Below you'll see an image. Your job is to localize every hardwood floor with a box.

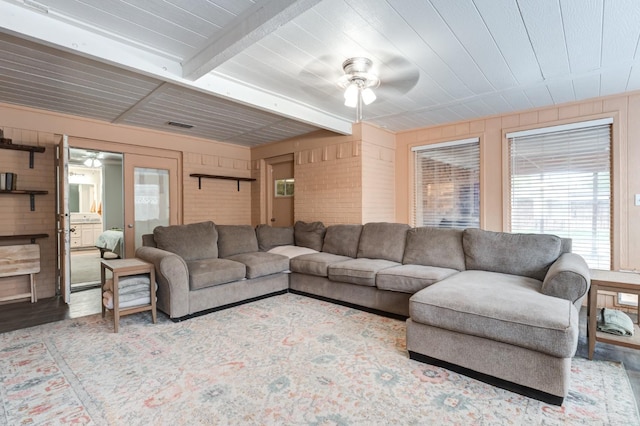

[0,287,102,333]
[1,290,638,409]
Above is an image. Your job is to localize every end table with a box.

[588,269,640,359]
[100,258,157,333]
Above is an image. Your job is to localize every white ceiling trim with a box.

[183,0,322,81]
[0,0,352,135]
[192,72,351,134]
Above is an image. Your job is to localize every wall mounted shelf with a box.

[0,190,49,211]
[0,142,46,168]
[0,234,48,243]
[190,173,256,191]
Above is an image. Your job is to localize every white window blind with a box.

[508,122,611,269]
[413,139,480,228]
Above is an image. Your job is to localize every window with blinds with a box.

[507,119,612,269]
[413,138,480,229]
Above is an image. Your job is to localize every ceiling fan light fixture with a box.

[338,57,380,116]
[344,83,359,107]
[83,158,102,168]
[361,87,376,105]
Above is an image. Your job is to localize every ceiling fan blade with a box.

[298,54,345,89]
[374,54,420,98]
[377,70,420,98]
[298,52,420,103]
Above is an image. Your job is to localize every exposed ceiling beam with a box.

[182,0,321,81]
[0,1,352,135]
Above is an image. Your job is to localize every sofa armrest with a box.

[135,246,190,319]
[541,253,590,306]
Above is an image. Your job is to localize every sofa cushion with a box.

[409,270,579,358]
[376,264,458,294]
[154,221,218,261]
[294,221,326,251]
[226,252,289,279]
[141,234,157,248]
[255,224,294,251]
[403,227,465,271]
[290,252,352,277]
[357,222,411,263]
[463,228,562,281]
[186,258,246,290]
[328,258,400,287]
[267,245,318,259]
[217,225,259,258]
[322,224,363,258]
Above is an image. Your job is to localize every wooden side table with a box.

[588,269,640,359]
[100,258,157,333]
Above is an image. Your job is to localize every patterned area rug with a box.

[1,293,638,425]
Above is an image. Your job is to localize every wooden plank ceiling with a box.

[0,0,639,147]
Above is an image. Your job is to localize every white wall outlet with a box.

[636,194,640,206]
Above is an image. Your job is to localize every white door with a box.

[56,135,71,303]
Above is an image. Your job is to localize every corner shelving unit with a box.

[190,173,256,191]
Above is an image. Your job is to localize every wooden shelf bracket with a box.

[0,142,46,169]
[189,173,256,191]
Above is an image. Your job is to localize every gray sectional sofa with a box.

[135,220,590,405]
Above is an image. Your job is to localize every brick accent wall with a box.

[361,129,396,223]
[294,141,362,225]
[251,124,397,226]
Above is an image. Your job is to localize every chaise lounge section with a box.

[406,229,590,405]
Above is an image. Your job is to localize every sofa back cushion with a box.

[322,224,363,258]
[463,228,562,281]
[217,225,259,258]
[403,227,465,271]
[357,222,410,263]
[141,234,157,248]
[255,224,294,251]
[153,221,218,261]
[294,221,326,251]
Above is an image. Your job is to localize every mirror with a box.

[69,183,97,213]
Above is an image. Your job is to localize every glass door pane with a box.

[134,167,170,252]
[124,153,179,258]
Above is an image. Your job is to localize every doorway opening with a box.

[266,154,294,227]
[68,148,123,292]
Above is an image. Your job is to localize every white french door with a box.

[56,135,71,303]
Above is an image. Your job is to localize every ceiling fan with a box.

[299,52,420,123]
[337,57,380,122]
[71,149,104,167]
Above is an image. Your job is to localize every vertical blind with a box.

[508,120,611,269]
[413,138,480,228]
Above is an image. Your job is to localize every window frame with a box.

[412,137,481,229]
[503,117,613,270]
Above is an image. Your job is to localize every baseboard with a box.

[170,289,288,322]
[288,289,408,321]
[408,351,564,406]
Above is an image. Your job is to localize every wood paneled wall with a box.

[0,127,57,301]
[396,91,640,270]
